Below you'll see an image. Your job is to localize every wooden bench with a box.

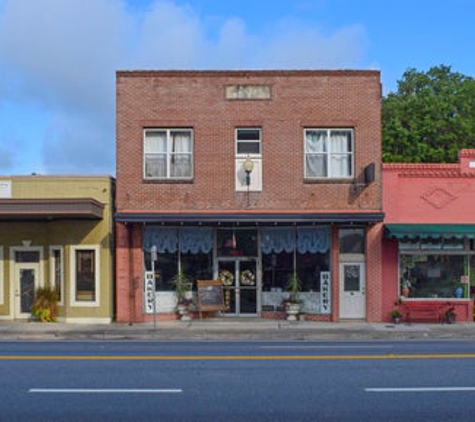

[401,302,445,323]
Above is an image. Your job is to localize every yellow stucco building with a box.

[0,176,114,323]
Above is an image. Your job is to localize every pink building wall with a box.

[382,150,475,322]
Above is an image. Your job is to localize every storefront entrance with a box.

[218,258,258,316]
[339,262,366,319]
[12,248,42,319]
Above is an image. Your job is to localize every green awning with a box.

[385,224,475,240]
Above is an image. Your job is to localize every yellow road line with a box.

[0,354,475,361]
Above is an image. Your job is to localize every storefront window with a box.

[400,254,470,299]
[144,226,213,291]
[217,229,258,257]
[261,228,330,293]
[144,251,177,291]
[296,252,330,292]
[262,252,293,292]
[181,252,212,287]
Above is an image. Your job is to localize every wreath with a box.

[218,270,234,286]
[240,270,255,286]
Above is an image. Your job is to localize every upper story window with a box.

[236,128,261,156]
[304,129,353,179]
[144,129,193,180]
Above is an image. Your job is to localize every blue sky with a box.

[0,0,474,176]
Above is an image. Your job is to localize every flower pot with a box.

[286,303,300,321]
[454,286,463,299]
[402,286,410,298]
[177,305,191,321]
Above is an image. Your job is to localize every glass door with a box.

[14,249,41,319]
[218,258,258,316]
[15,264,40,318]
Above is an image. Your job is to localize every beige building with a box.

[0,176,114,323]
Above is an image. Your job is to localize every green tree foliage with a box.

[382,65,475,163]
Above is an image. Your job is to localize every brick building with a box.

[115,70,384,323]
[383,150,475,322]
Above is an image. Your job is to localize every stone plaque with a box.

[225,85,271,100]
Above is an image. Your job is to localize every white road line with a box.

[260,345,393,349]
[29,388,182,394]
[366,387,475,393]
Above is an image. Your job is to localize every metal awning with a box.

[0,198,104,221]
[116,211,384,226]
[385,224,475,239]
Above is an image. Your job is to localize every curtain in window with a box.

[261,228,295,254]
[171,131,191,177]
[297,227,330,254]
[330,131,351,177]
[145,131,167,178]
[144,227,178,253]
[179,228,213,254]
[305,130,326,177]
[144,227,212,254]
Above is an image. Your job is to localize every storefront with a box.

[116,215,381,322]
[386,225,475,301]
[382,151,475,322]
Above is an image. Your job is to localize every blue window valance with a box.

[297,227,330,254]
[261,228,295,254]
[179,227,213,254]
[261,227,330,254]
[144,227,212,254]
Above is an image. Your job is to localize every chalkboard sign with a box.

[197,280,224,318]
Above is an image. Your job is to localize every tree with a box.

[382,65,475,163]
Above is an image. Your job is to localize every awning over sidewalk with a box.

[0,198,104,221]
[385,224,475,239]
[116,210,385,226]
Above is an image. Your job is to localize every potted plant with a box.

[445,306,457,324]
[30,285,59,322]
[389,308,402,324]
[285,272,301,321]
[170,268,193,321]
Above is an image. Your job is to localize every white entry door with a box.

[339,262,366,319]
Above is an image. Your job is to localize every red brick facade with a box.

[115,70,384,323]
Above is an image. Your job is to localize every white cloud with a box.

[0,0,369,175]
[259,20,367,69]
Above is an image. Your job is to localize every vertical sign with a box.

[144,271,155,313]
[320,271,331,314]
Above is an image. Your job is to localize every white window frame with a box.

[304,128,354,179]
[50,246,64,306]
[143,128,193,180]
[70,245,100,307]
[235,128,262,157]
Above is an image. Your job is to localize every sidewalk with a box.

[1,319,475,341]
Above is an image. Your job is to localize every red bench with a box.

[401,301,445,323]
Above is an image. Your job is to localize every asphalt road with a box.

[1,340,475,422]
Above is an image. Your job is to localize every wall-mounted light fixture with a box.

[242,157,254,186]
[352,162,376,192]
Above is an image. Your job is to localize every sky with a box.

[0,0,474,176]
